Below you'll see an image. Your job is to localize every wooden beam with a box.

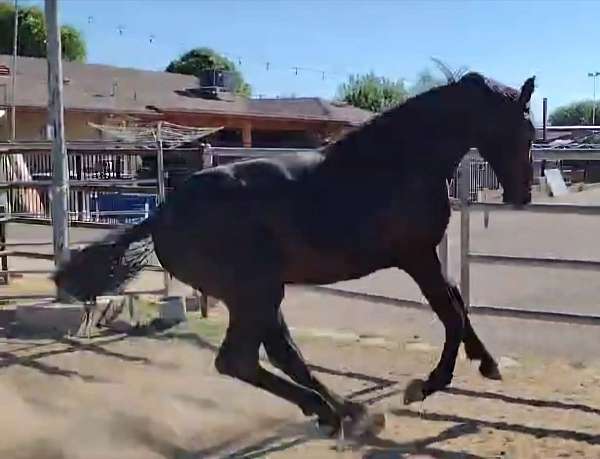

[242,121,252,147]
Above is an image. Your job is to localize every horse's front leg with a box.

[402,248,466,404]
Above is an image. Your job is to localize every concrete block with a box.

[159,296,187,323]
[16,302,84,335]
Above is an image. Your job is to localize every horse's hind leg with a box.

[449,286,501,380]
[214,284,341,432]
[262,309,373,428]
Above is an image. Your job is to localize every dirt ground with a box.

[1,297,599,459]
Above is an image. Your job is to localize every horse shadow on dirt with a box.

[142,330,600,457]
[446,387,600,416]
[390,408,600,446]
[207,399,599,459]
[0,324,150,383]
[95,410,485,459]
[208,420,486,459]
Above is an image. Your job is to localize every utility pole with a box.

[10,0,18,141]
[45,0,70,299]
[588,71,600,126]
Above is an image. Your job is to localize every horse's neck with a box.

[321,87,473,182]
[323,87,474,178]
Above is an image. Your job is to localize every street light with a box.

[588,71,600,126]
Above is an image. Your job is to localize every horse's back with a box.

[191,151,323,192]
[150,152,323,295]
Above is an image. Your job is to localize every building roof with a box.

[0,55,372,126]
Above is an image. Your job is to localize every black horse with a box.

[54,71,535,434]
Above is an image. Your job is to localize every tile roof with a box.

[0,55,372,126]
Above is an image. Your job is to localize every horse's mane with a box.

[322,70,522,163]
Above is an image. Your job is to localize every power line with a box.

[17,3,363,83]
[81,15,362,85]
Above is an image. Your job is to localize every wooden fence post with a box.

[459,149,474,311]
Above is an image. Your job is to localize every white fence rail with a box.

[457,149,600,325]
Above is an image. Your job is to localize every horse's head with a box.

[460,73,536,206]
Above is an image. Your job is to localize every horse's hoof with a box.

[404,379,427,405]
[348,410,386,437]
[315,415,342,438]
[342,400,368,420]
[479,359,502,380]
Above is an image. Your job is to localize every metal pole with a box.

[198,143,215,316]
[542,97,548,142]
[0,216,7,285]
[45,0,70,297]
[10,0,18,141]
[459,149,473,311]
[437,178,449,279]
[589,72,599,126]
[203,142,214,170]
[155,122,170,295]
[593,75,597,126]
[482,187,490,229]
[156,122,166,203]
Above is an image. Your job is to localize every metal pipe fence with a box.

[0,142,216,312]
[0,142,169,297]
[0,145,156,224]
[448,155,500,201]
[2,142,600,325]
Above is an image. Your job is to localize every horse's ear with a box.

[518,76,535,109]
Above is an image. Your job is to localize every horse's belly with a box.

[280,239,394,284]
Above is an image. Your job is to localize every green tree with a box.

[166,47,251,97]
[0,3,86,62]
[549,100,599,126]
[336,72,408,112]
[60,25,87,63]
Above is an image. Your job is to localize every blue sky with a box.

[20,0,600,123]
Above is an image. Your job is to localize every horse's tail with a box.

[52,216,156,302]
